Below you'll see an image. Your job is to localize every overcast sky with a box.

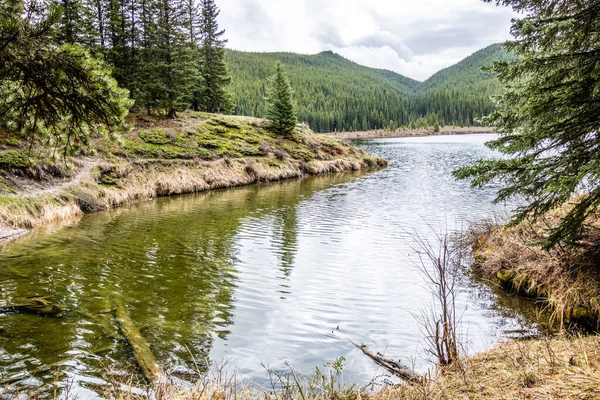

[218,0,518,81]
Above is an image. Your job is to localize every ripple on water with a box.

[0,134,536,397]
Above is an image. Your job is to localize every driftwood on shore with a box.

[112,297,162,382]
[334,331,424,384]
[0,296,64,317]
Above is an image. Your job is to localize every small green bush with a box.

[219,119,242,129]
[99,172,119,186]
[196,135,225,149]
[237,144,263,156]
[211,125,229,134]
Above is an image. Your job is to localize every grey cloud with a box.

[404,11,514,55]
[315,25,345,48]
[404,27,482,55]
[352,31,413,61]
[234,0,276,42]
[370,7,514,56]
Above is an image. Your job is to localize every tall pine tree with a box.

[265,62,297,137]
[184,0,203,111]
[199,0,233,114]
[455,0,600,247]
[144,0,199,118]
[0,0,131,154]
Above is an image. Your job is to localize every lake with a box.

[0,134,535,398]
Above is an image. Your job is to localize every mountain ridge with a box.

[226,43,511,132]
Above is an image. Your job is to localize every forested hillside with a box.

[227,44,512,132]
[2,0,511,140]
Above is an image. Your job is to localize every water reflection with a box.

[0,173,360,393]
[0,135,543,398]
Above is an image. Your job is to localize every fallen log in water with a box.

[333,330,424,384]
[0,297,64,317]
[111,297,162,382]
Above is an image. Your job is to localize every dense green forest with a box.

[227,44,513,132]
[19,0,234,119]
[2,0,512,139]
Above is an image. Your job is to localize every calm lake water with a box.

[0,134,536,398]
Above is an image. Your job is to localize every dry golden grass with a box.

[386,335,600,400]
[0,156,380,231]
[0,196,81,229]
[468,206,600,327]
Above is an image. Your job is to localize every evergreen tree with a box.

[199,0,233,114]
[183,0,203,111]
[455,0,600,247]
[0,0,131,154]
[146,0,199,118]
[265,62,297,137]
[56,0,84,44]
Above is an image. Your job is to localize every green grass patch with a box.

[138,129,172,145]
[4,137,21,147]
[280,143,315,162]
[95,114,375,169]
[0,150,30,168]
[265,158,281,167]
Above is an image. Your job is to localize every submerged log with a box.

[0,297,64,317]
[334,330,424,384]
[112,297,162,382]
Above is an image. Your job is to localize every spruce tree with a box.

[184,0,203,111]
[145,0,199,118]
[199,0,233,114]
[265,62,297,137]
[56,0,84,44]
[455,0,600,247]
[0,0,131,154]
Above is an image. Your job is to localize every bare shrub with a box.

[412,230,464,370]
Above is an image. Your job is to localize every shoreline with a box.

[0,152,386,245]
[325,126,494,140]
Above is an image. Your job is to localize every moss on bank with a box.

[0,113,386,233]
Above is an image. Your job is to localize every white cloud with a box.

[218,0,518,81]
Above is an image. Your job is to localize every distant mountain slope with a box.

[226,44,512,132]
[420,44,512,91]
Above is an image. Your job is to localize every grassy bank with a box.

[466,206,600,328]
[0,113,385,238]
[389,334,600,400]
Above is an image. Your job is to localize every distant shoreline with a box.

[324,126,495,139]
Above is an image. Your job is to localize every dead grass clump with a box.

[383,335,600,400]
[0,196,81,229]
[469,205,600,327]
